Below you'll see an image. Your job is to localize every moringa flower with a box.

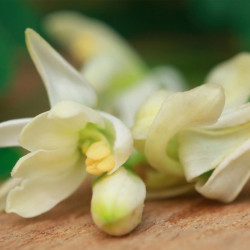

[43,11,187,127]
[179,53,250,202]
[6,100,132,217]
[133,53,250,202]
[91,167,146,236]
[132,84,225,198]
[0,29,133,217]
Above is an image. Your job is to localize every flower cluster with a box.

[0,12,250,236]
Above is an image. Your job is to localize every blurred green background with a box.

[1,0,250,179]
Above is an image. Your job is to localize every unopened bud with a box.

[91,167,146,236]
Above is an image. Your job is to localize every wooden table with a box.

[0,180,249,250]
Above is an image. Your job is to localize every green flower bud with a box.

[91,167,146,236]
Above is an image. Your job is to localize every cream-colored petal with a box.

[146,184,193,199]
[44,12,146,96]
[0,118,31,147]
[195,139,250,202]
[206,53,250,108]
[203,103,250,130]
[0,178,21,212]
[25,28,97,107]
[48,101,104,130]
[179,123,250,181]
[132,90,174,140]
[6,158,86,218]
[114,66,186,128]
[11,148,80,179]
[100,112,133,174]
[19,112,78,151]
[145,84,225,176]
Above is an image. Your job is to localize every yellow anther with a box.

[85,158,95,166]
[84,140,115,175]
[86,165,103,175]
[97,155,116,172]
[86,141,111,161]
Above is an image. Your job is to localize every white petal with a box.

[179,123,250,181]
[0,178,21,212]
[19,112,78,151]
[48,100,105,130]
[145,84,225,176]
[203,103,250,130]
[25,28,97,107]
[11,148,80,179]
[132,90,174,140]
[114,66,186,128]
[195,139,250,202]
[44,12,146,94]
[206,53,250,108]
[0,118,31,147]
[100,112,133,174]
[146,184,193,199]
[6,158,86,218]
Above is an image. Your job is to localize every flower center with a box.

[82,140,115,175]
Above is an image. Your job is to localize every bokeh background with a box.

[1,0,250,179]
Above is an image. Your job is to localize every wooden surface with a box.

[0,180,250,250]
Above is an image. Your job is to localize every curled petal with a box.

[203,103,250,130]
[132,90,174,140]
[115,66,186,128]
[179,123,250,181]
[100,112,133,174]
[0,178,21,212]
[11,148,80,179]
[48,101,105,130]
[195,139,250,202]
[25,28,97,107]
[145,84,225,176]
[6,158,86,218]
[0,118,31,147]
[206,53,250,108]
[19,112,78,151]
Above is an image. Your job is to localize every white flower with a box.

[0,29,133,217]
[91,167,146,236]
[132,84,225,198]
[179,53,250,202]
[133,53,250,202]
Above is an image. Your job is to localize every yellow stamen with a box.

[86,141,111,161]
[97,155,116,172]
[84,140,115,175]
[86,165,103,175]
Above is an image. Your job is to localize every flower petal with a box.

[0,178,21,212]
[145,84,225,176]
[19,112,78,151]
[25,28,97,107]
[195,139,250,202]
[100,112,133,174]
[203,103,250,130]
[179,123,250,181]
[146,184,193,199]
[11,148,80,179]
[0,118,31,147]
[43,12,146,95]
[114,66,186,128]
[206,53,250,108]
[48,100,105,130]
[6,158,86,218]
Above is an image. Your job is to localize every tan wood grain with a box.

[0,180,250,250]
